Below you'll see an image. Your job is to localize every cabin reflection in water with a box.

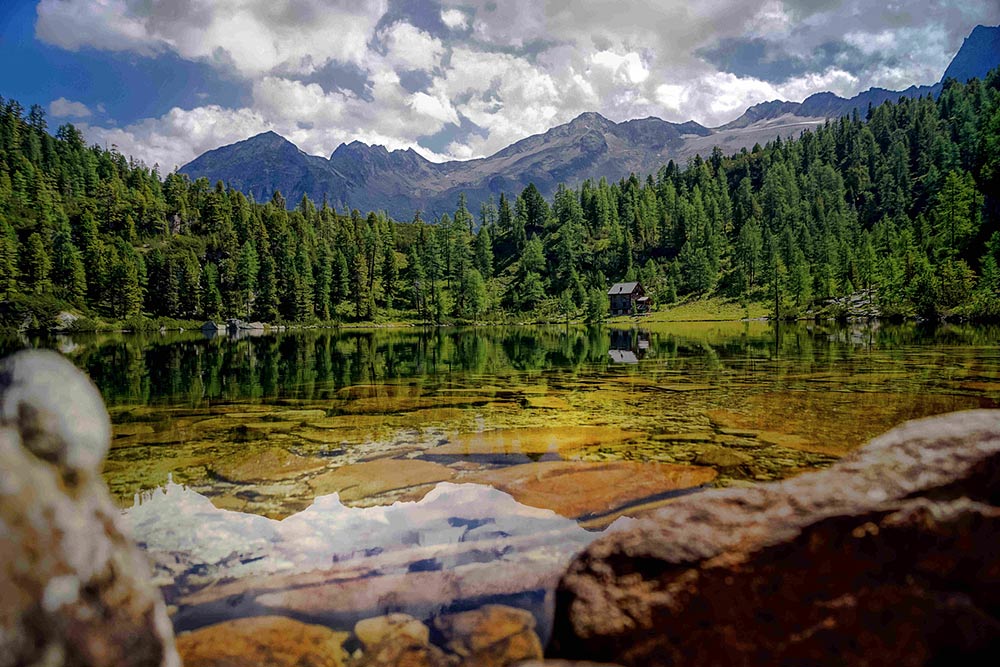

[608,329,650,364]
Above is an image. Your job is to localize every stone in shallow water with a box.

[692,444,753,468]
[354,613,430,650]
[176,615,349,667]
[467,461,717,520]
[308,458,456,504]
[210,446,328,482]
[353,621,450,667]
[430,426,645,457]
[434,604,543,667]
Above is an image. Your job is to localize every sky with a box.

[1,0,997,171]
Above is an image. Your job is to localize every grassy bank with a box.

[609,297,770,324]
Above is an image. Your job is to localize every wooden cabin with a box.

[607,281,649,315]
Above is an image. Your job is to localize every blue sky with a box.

[1,1,997,171]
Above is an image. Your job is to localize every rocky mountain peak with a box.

[943,24,1000,83]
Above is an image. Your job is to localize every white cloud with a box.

[79,105,271,171]
[590,50,650,85]
[49,97,92,118]
[44,0,1000,168]
[379,21,445,72]
[35,0,152,54]
[410,92,459,125]
[440,8,468,30]
[79,68,462,170]
[36,0,388,77]
[252,77,349,126]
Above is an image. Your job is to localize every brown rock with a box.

[691,444,752,468]
[467,460,716,521]
[549,410,1000,666]
[176,615,349,667]
[0,350,178,667]
[435,605,543,667]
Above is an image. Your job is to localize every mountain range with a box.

[180,24,1000,220]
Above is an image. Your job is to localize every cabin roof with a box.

[608,281,640,295]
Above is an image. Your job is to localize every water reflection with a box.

[5,321,999,408]
[5,320,999,510]
[125,478,611,639]
[608,329,650,363]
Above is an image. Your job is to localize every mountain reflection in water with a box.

[124,478,620,639]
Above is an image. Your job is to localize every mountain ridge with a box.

[180,24,999,219]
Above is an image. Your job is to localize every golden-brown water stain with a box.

[465,460,717,522]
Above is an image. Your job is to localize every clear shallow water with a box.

[7,320,1000,637]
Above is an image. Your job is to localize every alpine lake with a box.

[8,320,1000,643]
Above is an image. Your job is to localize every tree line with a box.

[1,69,999,328]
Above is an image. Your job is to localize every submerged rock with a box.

[352,613,450,667]
[0,350,178,667]
[308,458,456,504]
[691,444,752,468]
[549,410,1000,666]
[210,446,328,482]
[354,613,431,650]
[176,615,349,667]
[435,604,544,667]
[467,461,716,522]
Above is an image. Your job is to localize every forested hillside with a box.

[2,70,999,329]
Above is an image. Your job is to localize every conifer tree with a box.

[23,232,51,293]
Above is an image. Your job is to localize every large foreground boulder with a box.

[0,350,178,667]
[549,409,1000,666]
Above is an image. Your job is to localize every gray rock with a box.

[53,312,79,331]
[0,349,178,667]
[0,349,110,475]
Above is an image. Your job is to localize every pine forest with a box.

[2,71,1000,331]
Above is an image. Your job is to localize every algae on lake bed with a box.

[16,321,1000,519]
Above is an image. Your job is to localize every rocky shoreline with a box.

[2,349,998,666]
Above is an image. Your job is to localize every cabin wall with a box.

[610,294,634,314]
